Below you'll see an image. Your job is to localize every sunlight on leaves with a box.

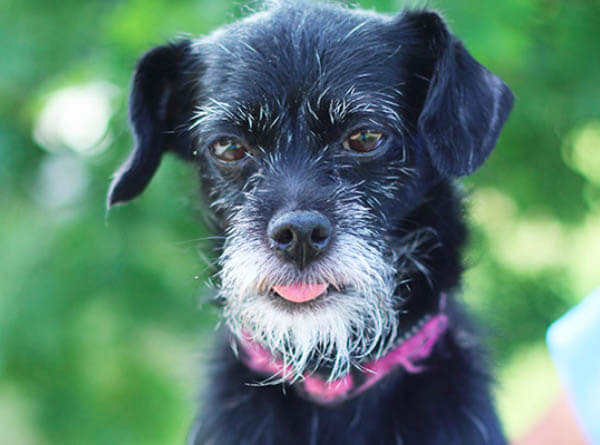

[33,82,119,156]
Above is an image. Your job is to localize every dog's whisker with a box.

[171,235,227,246]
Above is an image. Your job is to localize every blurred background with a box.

[1,0,598,443]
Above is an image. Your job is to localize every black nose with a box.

[268,210,332,268]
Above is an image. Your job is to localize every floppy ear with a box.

[403,11,514,176]
[108,39,200,207]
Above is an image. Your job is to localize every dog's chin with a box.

[223,287,399,382]
[219,222,401,380]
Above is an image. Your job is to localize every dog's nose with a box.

[268,210,332,268]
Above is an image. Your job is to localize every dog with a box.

[107,1,513,443]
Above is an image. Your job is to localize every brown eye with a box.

[210,137,247,162]
[343,130,385,153]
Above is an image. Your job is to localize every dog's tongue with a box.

[272,283,328,303]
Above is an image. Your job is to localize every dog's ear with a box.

[108,39,199,208]
[400,11,514,177]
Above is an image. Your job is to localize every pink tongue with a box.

[272,283,328,303]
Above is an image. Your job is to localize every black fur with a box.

[109,2,513,444]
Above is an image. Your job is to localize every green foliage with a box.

[1,0,599,442]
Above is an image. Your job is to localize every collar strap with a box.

[237,296,449,405]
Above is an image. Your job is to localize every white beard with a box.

[219,206,400,381]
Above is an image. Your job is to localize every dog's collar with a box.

[236,294,449,405]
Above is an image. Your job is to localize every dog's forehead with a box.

[196,4,405,128]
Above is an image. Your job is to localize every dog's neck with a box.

[236,293,449,405]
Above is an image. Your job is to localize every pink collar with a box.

[237,301,449,405]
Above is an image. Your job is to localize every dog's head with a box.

[108,2,513,381]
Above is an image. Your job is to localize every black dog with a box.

[108,1,513,443]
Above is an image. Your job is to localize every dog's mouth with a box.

[271,282,330,303]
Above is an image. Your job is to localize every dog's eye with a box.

[343,130,385,153]
[210,137,247,162]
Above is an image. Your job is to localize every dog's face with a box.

[108,2,513,381]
